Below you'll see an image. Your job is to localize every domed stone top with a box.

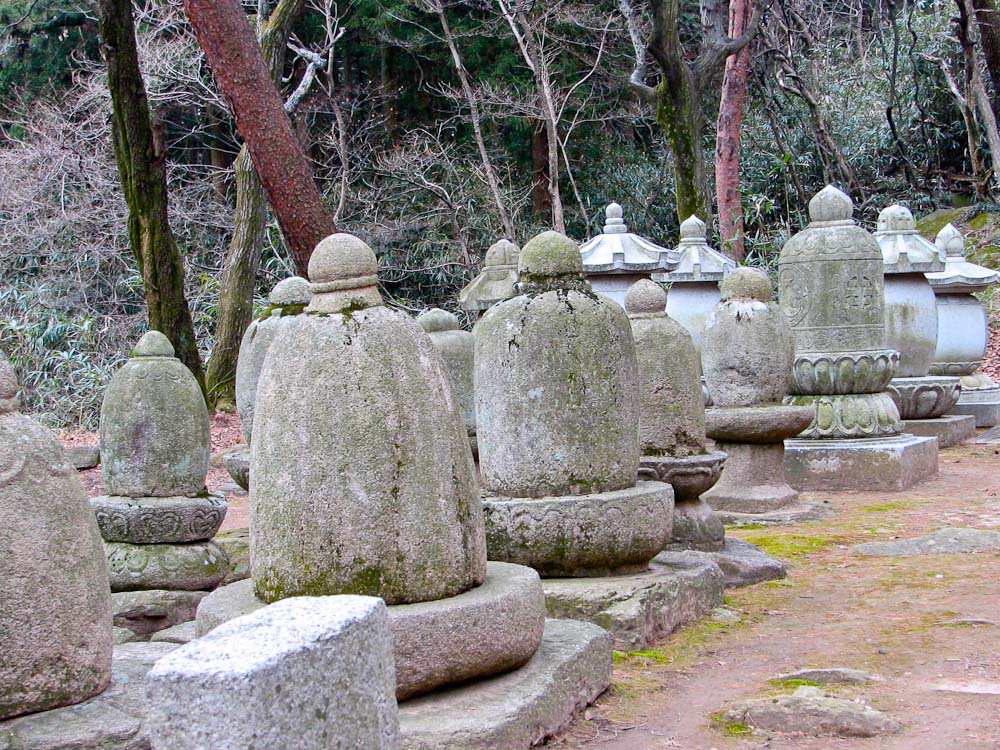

[484,239,519,268]
[416,308,460,333]
[132,331,174,358]
[679,215,706,241]
[808,185,853,224]
[307,233,384,314]
[661,215,735,282]
[625,279,667,315]
[268,276,311,306]
[874,204,945,273]
[927,223,1000,291]
[604,202,626,234]
[877,204,915,233]
[720,267,771,302]
[0,351,19,414]
[936,224,965,257]
[518,231,589,292]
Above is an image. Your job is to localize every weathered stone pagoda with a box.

[875,205,968,447]
[458,238,520,314]
[416,308,476,454]
[0,351,113,720]
[779,186,937,490]
[701,268,814,516]
[579,203,674,306]
[927,223,1000,427]
[195,233,611,748]
[94,331,230,592]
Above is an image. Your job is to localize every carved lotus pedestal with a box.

[638,451,727,552]
[887,376,974,448]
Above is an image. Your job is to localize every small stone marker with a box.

[146,596,398,750]
[776,667,879,684]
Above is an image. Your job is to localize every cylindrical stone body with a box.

[1,412,112,719]
[236,315,304,444]
[929,293,989,375]
[665,281,720,353]
[883,274,938,377]
[251,306,486,605]
[704,441,798,513]
[146,596,398,750]
[100,338,210,498]
[416,312,476,434]
[475,290,640,498]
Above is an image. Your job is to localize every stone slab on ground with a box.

[149,621,197,645]
[776,667,879,684]
[64,444,100,470]
[903,414,976,448]
[950,399,1000,427]
[0,642,178,750]
[541,556,724,650]
[783,434,938,491]
[974,425,1000,444]
[656,538,787,588]
[720,685,901,737]
[716,500,834,527]
[112,589,208,638]
[399,618,611,750]
[850,527,1000,556]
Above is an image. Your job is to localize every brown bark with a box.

[97,0,205,392]
[531,124,552,223]
[182,0,335,276]
[972,0,1000,116]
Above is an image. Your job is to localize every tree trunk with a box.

[183,0,335,276]
[203,0,304,410]
[714,0,752,259]
[97,0,205,392]
[531,124,552,223]
[972,0,1000,116]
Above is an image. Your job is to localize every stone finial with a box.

[133,330,174,358]
[808,185,853,224]
[877,204,915,233]
[0,351,18,414]
[603,203,627,234]
[518,231,588,291]
[307,233,384,314]
[679,215,706,241]
[269,276,311,307]
[484,239,519,268]
[416,308,460,333]
[720,267,772,302]
[625,279,667,315]
[936,223,965,258]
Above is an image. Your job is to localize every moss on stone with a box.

[258,302,307,320]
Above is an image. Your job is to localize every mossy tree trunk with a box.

[97,0,205,393]
[203,0,304,411]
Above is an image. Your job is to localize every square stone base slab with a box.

[716,500,835,528]
[399,619,611,750]
[974,425,1000,444]
[783,434,938,492]
[903,414,976,448]
[541,557,724,650]
[949,399,1000,427]
[656,538,787,588]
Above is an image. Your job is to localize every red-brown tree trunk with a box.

[530,124,552,223]
[714,0,752,260]
[182,0,335,276]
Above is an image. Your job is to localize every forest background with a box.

[2,0,999,428]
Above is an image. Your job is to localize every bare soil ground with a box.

[552,440,1000,750]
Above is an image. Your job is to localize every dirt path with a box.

[554,440,1000,750]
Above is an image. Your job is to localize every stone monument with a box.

[874,205,969,447]
[416,308,476,455]
[0,352,113,719]
[458,239,520,314]
[779,186,937,490]
[94,331,230,592]
[195,233,612,748]
[927,223,1000,427]
[700,268,814,518]
[227,276,312,489]
[579,202,674,306]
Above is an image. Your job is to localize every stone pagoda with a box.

[579,202,674,306]
[458,238,520,315]
[701,268,814,518]
[927,223,1000,427]
[625,278,727,551]
[875,205,968,447]
[416,308,477,456]
[657,215,737,353]
[0,351,113,720]
[227,276,312,490]
[779,186,937,490]
[94,331,230,592]
[195,233,611,747]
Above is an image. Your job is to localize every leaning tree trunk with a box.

[97,0,205,393]
[203,0,304,410]
[183,0,335,276]
[972,0,1000,117]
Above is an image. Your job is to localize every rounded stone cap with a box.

[484,239,519,267]
[416,307,460,332]
[268,276,311,306]
[307,233,384,313]
[133,331,175,358]
[625,279,666,315]
[0,351,19,414]
[877,204,915,233]
[808,185,853,223]
[680,215,706,240]
[936,223,965,258]
[518,231,584,279]
[720,267,772,301]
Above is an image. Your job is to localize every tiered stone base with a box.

[541,555,724,649]
[482,481,675,576]
[656,538,787,588]
[951,389,1000,427]
[196,562,548,700]
[783,434,938,491]
[902,414,976,448]
[105,540,230,592]
[398,619,611,750]
[702,442,800,514]
[639,452,727,552]
[886,376,961,420]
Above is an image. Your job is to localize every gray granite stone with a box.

[221,448,249,491]
[887,376,961,419]
[784,434,938,491]
[950,398,1000,427]
[657,538,786,587]
[777,667,879,685]
[213,528,249,585]
[148,621,197,645]
[91,494,226,544]
[65,445,100,470]
[850,527,1000,556]
[106,541,229,592]
[146,596,398,750]
[112,589,208,637]
[703,442,801,514]
[903,414,976,448]
[417,308,476,435]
